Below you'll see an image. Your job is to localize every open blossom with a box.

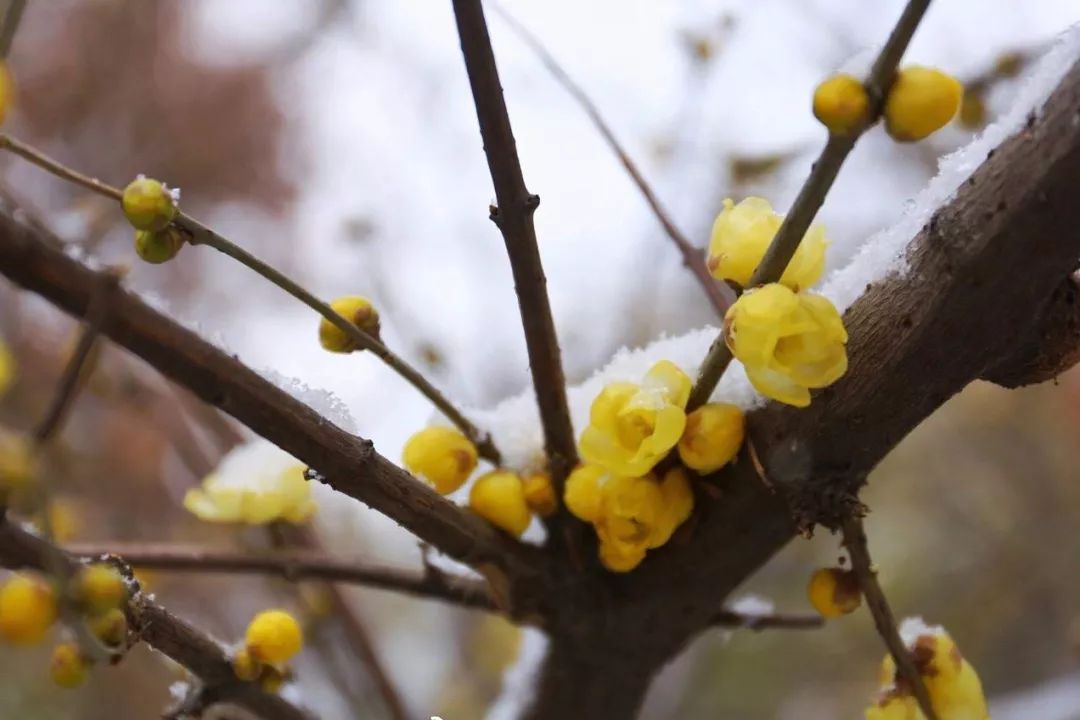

[725,284,848,408]
[566,464,694,572]
[707,197,828,292]
[183,440,315,525]
[867,620,988,720]
[578,360,691,477]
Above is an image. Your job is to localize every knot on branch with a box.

[982,271,1080,388]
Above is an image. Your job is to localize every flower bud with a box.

[678,403,745,473]
[0,573,57,645]
[884,66,963,142]
[245,609,303,667]
[807,567,861,618]
[402,426,478,495]
[122,176,178,231]
[469,470,531,537]
[87,607,128,648]
[813,74,870,135]
[134,227,185,264]
[0,62,13,126]
[522,472,557,517]
[72,563,127,616]
[318,296,380,353]
[232,647,262,682]
[50,642,91,689]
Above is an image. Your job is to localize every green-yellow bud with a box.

[134,227,185,264]
[122,176,178,231]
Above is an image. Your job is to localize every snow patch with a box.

[487,629,549,720]
[259,367,358,433]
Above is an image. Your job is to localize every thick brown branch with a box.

[687,0,933,410]
[491,3,731,318]
[842,517,937,720]
[451,0,577,488]
[0,520,310,720]
[621,57,1080,658]
[981,271,1080,387]
[66,543,498,612]
[0,203,548,605]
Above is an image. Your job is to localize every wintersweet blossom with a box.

[0,573,57,645]
[121,176,177,232]
[806,567,861,618]
[0,62,12,126]
[725,284,848,408]
[319,295,381,353]
[884,66,963,142]
[566,464,694,573]
[867,619,989,720]
[813,74,870,135]
[707,197,828,292]
[402,426,478,495]
[469,470,532,537]
[245,609,303,667]
[183,441,315,525]
[50,642,90,689]
[578,360,691,477]
[677,403,745,473]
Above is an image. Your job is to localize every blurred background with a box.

[1,0,1079,717]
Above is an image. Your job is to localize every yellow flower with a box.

[134,227,185,264]
[50,642,90,689]
[319,295,381,353]
[677,403,745,473]
[72,564,127,615]
[0,573,57,645]
[522,472,557,517]
[870,623,989,720]
[579,360,691,477]
[594,468,694,572]
[806,567,861,618]
[0,335,14,396]
[402,426,478,495]
[122,176,178,232]
[725,284,848,408]
[0,430,36,492]
[813,74,870,135]
[87,608,128,648]
[0,62,14,126]
[884,66,963,142]
[183,441,315,525]
[469,470,532,537]
[564,463,605,523]
[245,609,303,667]
[707,197,828,292]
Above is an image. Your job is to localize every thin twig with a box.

[66,542,499,612]
[842,516,937,720]
[0,132,500,463]
[0,521,310,720]
[687,0,933,410]
[0,0,27,59]
[451,0,577,490]
[491,3,730,318]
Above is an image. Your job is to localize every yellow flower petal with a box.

[564,464,606,522]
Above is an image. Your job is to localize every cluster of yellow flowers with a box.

[708,197,849,407]
[231,609,304,692]
[569,360,745,571]
[0,563,129,689]
[814,66,963,142]
[402,426,555,537]
[866,622,988,720]
[122,176,184,263]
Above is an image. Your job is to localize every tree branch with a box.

[451,0,577,489]
[711,609,823,631]
[842,516,937,720]
[687,0,933,410]
[0,202,548,607]
[491,3,731,318]
[0,0,27,59]
[0,520,311,720]
[0,133,501,464]
[66,542,499,612]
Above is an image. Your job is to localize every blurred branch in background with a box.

[491,2,732,319]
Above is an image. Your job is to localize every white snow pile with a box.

[486,629,550,720]
[259,366,358,434]
[898,616,947,648]
[461,25,1080,472]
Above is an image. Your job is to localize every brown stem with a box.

[687,0,933,411]
[0,203,547,599]
[0,0,27,59]
[451,0,577,490]
[711,609,823,630]
[0,520,310,720]
[491,3,731,318]
[842,517,937,720]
